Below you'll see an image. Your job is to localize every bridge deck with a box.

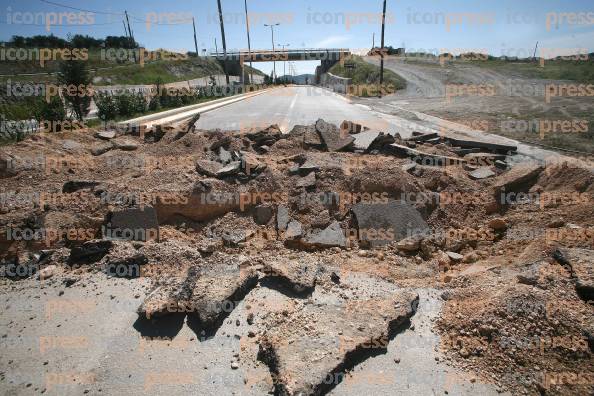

[210,48,351,62]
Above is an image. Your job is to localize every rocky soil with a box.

[0,118,593,395]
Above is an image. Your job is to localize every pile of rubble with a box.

[0,118,593,395]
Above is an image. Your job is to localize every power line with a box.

[39,0,125,16]
[0,20,121,26]
[38,0,191,26]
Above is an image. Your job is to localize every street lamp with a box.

[278,43,290,82]
[244,0,253,84]
[379,0,387,97]
[264,23,280,82]
[216,0,229,85]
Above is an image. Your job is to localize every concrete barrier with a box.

[320,72,352,94]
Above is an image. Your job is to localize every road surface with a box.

[194,85,572,167]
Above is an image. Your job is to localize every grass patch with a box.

[0,49,266,86]
[469,58,594,83]
[329,55,406,97]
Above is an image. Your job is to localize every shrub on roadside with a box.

[34,96,66,132]
[94,93,118,123]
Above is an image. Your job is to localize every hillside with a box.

[329,55,406,96]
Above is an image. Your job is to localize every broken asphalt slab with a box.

[352,200,430,247]
[103,206,160,242]
[302,221,347,250]
[257,291,419,395]
[563,248,594,301]
[261,259,321,295]
[196,159,224,177]
[444,137,517,154]
[351,130,395,152]
[316,119,355,152]
[387,143,465,167]
[492,164,544,200]
[469,167,496,180]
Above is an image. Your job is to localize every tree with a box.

[34,96,66,133]
[58,60,92,121]
[94,93,118,126]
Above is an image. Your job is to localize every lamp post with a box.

[216,0,229,85]
[264,23,280,82]
[379,0,387,97]
[244,0,253,84]
[278,43,290,83]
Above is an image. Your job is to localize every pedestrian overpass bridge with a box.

[210,48,351,82]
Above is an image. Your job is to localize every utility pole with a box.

[532,41,539,61]
[244,0,253,84]
[279,44,290,82]
[264,23,280,82]
[379,0,387,97]
[192,17,199,57]
[372,32,375,49]
[215,38,218,54]
[124,11,136,63]
[216,0,230,85]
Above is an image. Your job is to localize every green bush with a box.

[132,93,147,114]
[34,96,66,128]
[57,60,92,120]
[94,93,118,122]
[114,92,136,117]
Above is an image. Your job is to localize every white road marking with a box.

[279,90,299,133]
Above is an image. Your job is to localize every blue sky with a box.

[1,0,593,75]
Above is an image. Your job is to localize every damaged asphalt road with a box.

[1,113,593,396]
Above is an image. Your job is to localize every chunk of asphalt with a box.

[137,275,188,319]
[254,205,274,225]
[315,119,355,152]
[446,251,464,262]
[68,240,113,264]
[261,260,320,294]
[219,147,232,164]
[465,152,507,165]
[276,206,290,232]
[387,143,465,167]
[95,130,116,140]
[296,172,316,189]
[258,291,419,396]
[445,137,517,154]
[112,137,139,151]
[196,160,224,177]
[495,160,508,169]
[303,126,324,148]
[285,221,303,240]
[62,180,100,193]
[405,132,438,142]
[452,148,481,156]
[101,242,148,278]
[298,158,320,175]
[351,130,381,151]
[492,164,544,199]
[103,207,160,242]
[352,200,430,247]
[186,262,259,331]
[244,125,283,147]
[216,161,242,177]
[563,248,594,301]
[302,221,346,249]
[90,142,114,156]
[469,167,496,180]
[221,230,249,247]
